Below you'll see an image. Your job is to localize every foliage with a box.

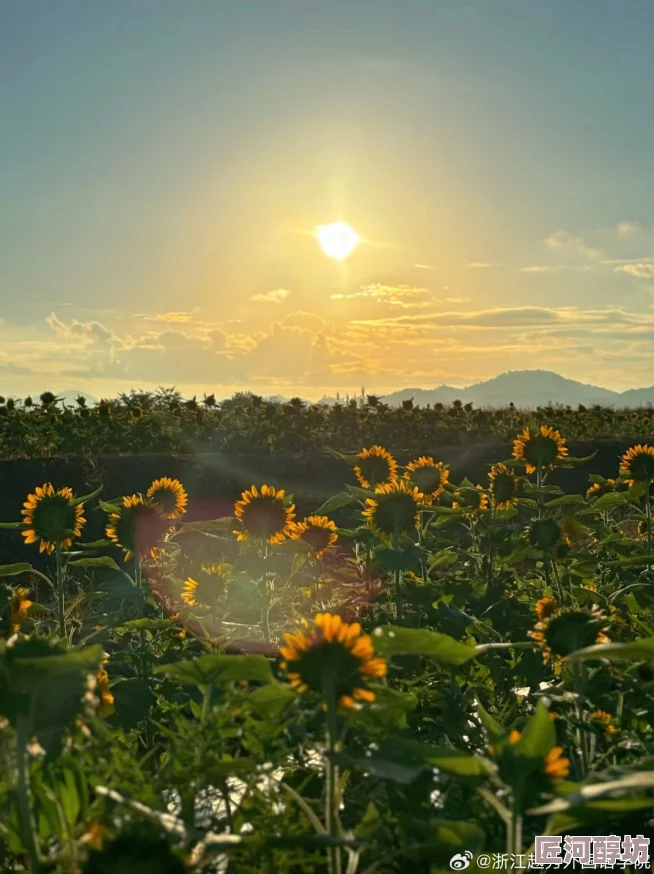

[1,390,653,456]
[1,430,654,872]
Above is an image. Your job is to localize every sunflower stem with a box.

[536,465,544,520]
[55,542,66,639]
[646,484,652,570]
[261,579,272,643]
[323,669,342,874]
[393,526,403,622]
[16,715,41,874]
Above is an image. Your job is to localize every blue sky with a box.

[2,0,654,397]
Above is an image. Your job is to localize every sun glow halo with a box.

[317,222,359,259]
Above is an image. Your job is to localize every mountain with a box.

[318,371,654,409]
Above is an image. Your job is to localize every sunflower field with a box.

[2,426,654,873]
[1,390,654,456]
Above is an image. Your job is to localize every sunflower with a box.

[403,457,449,503]
[233,484,295,544]
[362,479,421,538]
[96,661,114,716]
[22,483,86,554]
[452,485,489,516]
[590,709,618,736]
[146,477,188,519]
[535,597,558,621]
[488,463,519,509]
[491,730,569,782]
[512,425,568,474]
[353,445,398,490]
[529,604,610,663]
[619,444,654,487]
[105,495,168,561]
[291,515,338,559]
[586,478,616,499]
[9,586,32,634]
[543,746,570,782]
[280,612,387,709]
[181,563,230,608]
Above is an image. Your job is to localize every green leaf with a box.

[79,539,112,549]
[372,544,424,572]
[514,700,555,759]
[432,820,486,853]
[355,802,381,839]
[0,563,35,577]
[68,556,120,570]
[570,585,608,606]
[116,618,176,632]
[392,738,491,777]
[372,626,475,665]
[181,517,236,533]
[98,500,121,514]
[330,754,426,785]
[428,549,457,569]
[156,654,273,687]
[588,492,629,511]
[566,637,654,662]
[205,758,257,780]
[1,639,104,752]
[345,484,379,500]
[326,447,361,464]
[528,771,654,815]
[71,486,103,507]
[476,700,505,743]
[561,451,598,465]
[313,492,355,515]
[545,495,587,508]
[247,683,296,718]
[111,678,156,729]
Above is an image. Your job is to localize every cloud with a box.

[414,263,434,270]
[615,220,642,238]
[144,311,196,323]
[614,263,654,279]
[519,264,593,273]
[249,288,291,303]
[545,230,602,260]
[331,284,431,308]
[46,312,124,347]
[465,261,513,269]
[280,311,336,334]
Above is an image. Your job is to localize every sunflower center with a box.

[409,467,443,496]
[544,610,606,657]
[241,497,289,538]
[370,493,419,535]
[31,497,78,542]
[493,473,517,504]
[523,435,561,467]
[152,489,178,513]
[116,506,166,554]
[301,526,332,552]
[625,452,654,482]
[288,640,366,700]
[358,456,393,488]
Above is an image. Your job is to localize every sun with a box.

[317,222,359,260]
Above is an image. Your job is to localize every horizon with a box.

[5,367,654,406]
[3,2,654,399]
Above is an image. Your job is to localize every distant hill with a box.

[318,371,654,409]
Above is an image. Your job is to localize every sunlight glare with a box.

[317,222,360,260]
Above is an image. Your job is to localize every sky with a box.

[2,0,654,400]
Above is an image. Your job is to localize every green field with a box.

[1,415,654,872]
